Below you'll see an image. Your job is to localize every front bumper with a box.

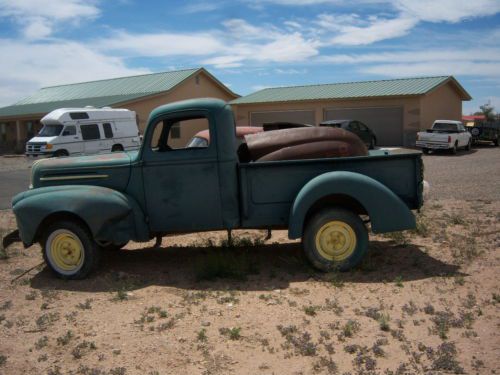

[415,141,450,150]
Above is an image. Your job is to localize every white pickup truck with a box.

[416,120,472,154]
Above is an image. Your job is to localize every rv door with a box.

[80,123,102,154]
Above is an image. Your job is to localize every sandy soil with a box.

[0,197,499,375]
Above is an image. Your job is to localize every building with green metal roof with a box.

[231,76,471,146]
[0,68,238,152]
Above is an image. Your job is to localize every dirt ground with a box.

[0,148,499,375]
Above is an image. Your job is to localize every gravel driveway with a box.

[423,145,500,201]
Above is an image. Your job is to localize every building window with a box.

[0,123,6,142]
[170,123,181,138]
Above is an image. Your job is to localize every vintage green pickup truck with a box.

[12,99,424,279]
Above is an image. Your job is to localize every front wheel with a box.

[451,143,458,154]
[422,148,430,154]
[42,220,100,279]
[303,208,368,272]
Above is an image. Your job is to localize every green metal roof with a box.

[0,68,237,118]
[231,76,471,105]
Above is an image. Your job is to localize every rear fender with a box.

[288,171,415,239]
[12,185,149,246]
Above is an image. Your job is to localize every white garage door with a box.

[324,107,403,146]
[250,110,316,126]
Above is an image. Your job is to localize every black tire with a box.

[451,142,458,154]
[494,136,499,147]
[53,149,69,157]
[369,137,375,150]
[466,139,472,151]
[42,220,100,279]
[303,208,368,272]
[112,144,124,152]
[99,241,129,251]
[422,148,430,154]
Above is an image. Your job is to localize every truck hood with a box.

[28,136,57,144]
[31,151,138,191]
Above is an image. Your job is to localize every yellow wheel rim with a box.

[315,221,356,261]
[47,230,84,273]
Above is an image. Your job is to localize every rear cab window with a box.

[150,115,211,152]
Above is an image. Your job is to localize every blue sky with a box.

[0,0,499,114]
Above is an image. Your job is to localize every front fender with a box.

[12,185,149,246]
[288,171,415,239]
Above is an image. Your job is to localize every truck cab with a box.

[13,99,424,279]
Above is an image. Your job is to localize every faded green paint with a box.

[231,76,471,105]
[12,98,423,249]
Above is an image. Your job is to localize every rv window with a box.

[62,125,76,136]
[69,112,89,120]
[81,124,100,140]
[103,123,113,138]
[39,124,63,137]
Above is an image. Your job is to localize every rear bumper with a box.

[415,141,450,150]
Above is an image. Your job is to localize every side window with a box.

[103,123,113,138]
[358,122,368,131]
[81,124,100,140]
[150,115,210,151]
[62,125,76,136]
[349,121,360,131]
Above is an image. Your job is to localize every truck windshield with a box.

[38,124,63,137]
[433,123,458,131]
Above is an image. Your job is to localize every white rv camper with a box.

[26,107,141,157]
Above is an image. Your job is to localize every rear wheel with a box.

[42,220,100,279]
[451,142,458,154]
[369,137,375,150]
[494,136,499,147]
[422,148,430,154]
[303,208,368,272]
[112,144,124,152]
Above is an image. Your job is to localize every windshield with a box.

[186,136,208,148]
[433,123,458,131]
[38,124,63,137]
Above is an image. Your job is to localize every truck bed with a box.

[238,149,423,228]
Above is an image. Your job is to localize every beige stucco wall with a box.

[124,72,236,136]
[420,83,462,130]
[232,96,422,146]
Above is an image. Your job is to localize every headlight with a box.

[45,144,53,150]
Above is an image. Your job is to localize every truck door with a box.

[141,111,224,233]
[80,123,102,154]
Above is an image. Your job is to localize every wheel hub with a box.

[48,230,84,271]
[315,221,356,261]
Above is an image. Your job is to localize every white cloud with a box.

[251,85,272,91]
[0,39,149,106]
[0,0,100,40]
[363,61,500,78]
[393,0,500,23]
[318,13,417,45]
[96,31,225,57]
